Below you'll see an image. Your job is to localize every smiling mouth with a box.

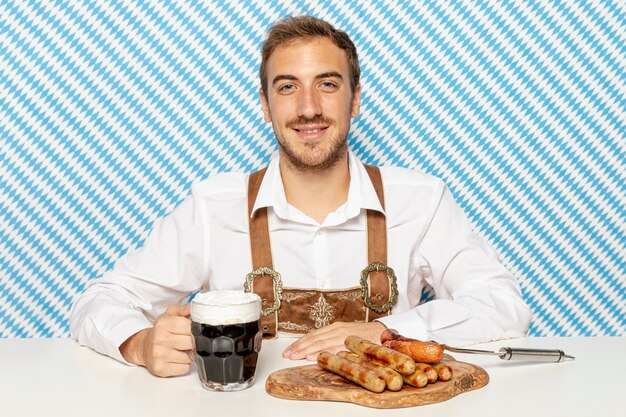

[293,127,328,134]
[287,116,333,138]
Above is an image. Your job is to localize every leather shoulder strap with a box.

[247,168,278,337]
[363,165,387,265]
[248,168,272,268]
[363,165,393,321]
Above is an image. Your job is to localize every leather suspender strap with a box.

[246,168,279,338]
[247,168,272,268]
[362,165,394,321]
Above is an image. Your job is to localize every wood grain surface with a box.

[265,357,489,408]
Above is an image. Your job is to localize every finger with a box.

[165,304,191,317]
[296,340,345,361]
[170,335,194,351]
[283,323,344,357]
[151,342,193,363]
[152,330,193,351]
[151,362,191,378]
[167,349,194,365]
[283,336,311,358]
[305,343,345,361]
[286,333,346,360]
[157,315,192,335]
[166,363,191,377]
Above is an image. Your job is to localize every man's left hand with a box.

[283,321,387,361]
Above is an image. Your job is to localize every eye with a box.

[278,83,296,93]
[320,81,338,91]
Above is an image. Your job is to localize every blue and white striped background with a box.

[1,0,624,338]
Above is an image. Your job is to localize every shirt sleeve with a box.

[377,185,533,346]
[69,190,207,363]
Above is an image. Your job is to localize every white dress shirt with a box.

[70,150,532,363]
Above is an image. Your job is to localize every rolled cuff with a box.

[106,315,153,364]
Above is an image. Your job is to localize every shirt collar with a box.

[250,150,385,222]
[343,150,386,217]
[251,152,288,218]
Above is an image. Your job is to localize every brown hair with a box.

[260,15,360,98]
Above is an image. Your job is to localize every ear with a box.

[350,84,361,118]
[259,88,272,122]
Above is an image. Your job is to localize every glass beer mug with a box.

[190,291,262,391]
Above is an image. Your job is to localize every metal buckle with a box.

[244,266,283,317]
[360,261,398,313]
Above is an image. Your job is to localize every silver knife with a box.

[441,344,575,362]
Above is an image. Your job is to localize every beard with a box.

[275,115,349,172]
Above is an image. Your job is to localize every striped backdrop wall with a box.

[1,0,624,338]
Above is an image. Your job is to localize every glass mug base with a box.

[198,376,255,392]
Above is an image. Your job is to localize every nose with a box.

[297,87,322,119]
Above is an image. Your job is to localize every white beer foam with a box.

[191,291,261,325]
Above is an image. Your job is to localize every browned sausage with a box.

[414,363,438,383]
[434,363,453,381]
[317,351,386,393]
[345,335,416,375]
[380,328,401,343]
[337,351,404,391]
[403,369,428,388]
[383,339,444,364]
[380,329,445,364]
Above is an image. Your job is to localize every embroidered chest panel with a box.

[277,288,366,333]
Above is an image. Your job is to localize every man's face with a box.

[260,37,361,172]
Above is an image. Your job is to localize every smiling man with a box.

[70,16,532,377]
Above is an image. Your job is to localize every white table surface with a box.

[0,337,623,416]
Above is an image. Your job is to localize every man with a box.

[70,15,532,377]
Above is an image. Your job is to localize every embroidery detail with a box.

[332,289,362,301]
[282,288,361,302]
[278,321,311,332]
[307,294,336,329]
[282,291,314,302]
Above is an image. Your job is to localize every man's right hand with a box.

[119,304,193,377]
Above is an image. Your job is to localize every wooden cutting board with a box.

[266,356,489,408]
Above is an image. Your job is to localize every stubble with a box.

[276,115,349,173]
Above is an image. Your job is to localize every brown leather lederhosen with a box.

[244,166,398,338]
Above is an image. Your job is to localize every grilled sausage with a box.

[345,335,415,375]
[337,351,404,391]
[383,339,444,364]
[317,351,386,393]
[403,369,429,388]
[380,328,401,343]
[380,329,445,364]
[434,363,453,381]
[414,363,438,383]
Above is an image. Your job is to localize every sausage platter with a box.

[265,355,489,408]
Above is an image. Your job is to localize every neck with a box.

[279,151,350,224]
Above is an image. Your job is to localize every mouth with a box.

[292,125,329,140]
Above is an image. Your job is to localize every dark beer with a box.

[192,320,261,389]
[190,291,262,391]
